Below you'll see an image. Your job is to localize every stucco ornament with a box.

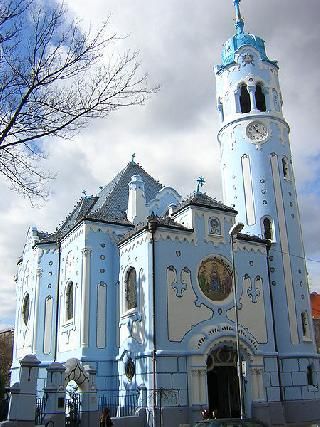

[124,357,135,381]
[242,53,254,66]
[198,257,233,302]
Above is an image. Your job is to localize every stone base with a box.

[80,410,100,427]
[284,398,320,425]
[161,407,189,427]
[252,399,320,426]
[252,401,286,426]
[0,422,35,427]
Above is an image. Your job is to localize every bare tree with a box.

[0,0,156,202]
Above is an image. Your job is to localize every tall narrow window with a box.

[255,83,266,112]
[242,155,256,225]
[240,84,251,113]
[125,268,137,311]
[66,281,74,321]
[44,296,53,354]
[22,293,30,326]
[263,217,273,240]
[282,157,290,179]
[307,365,314,386]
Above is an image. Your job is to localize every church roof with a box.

[89,161,163,220]
[118,214,193,245]
[173,192,237,215]
[237,233,269,245]
[37,162,163,243]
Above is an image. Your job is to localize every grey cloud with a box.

[2,0,320,327]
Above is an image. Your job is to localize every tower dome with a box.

[218,0,276,71]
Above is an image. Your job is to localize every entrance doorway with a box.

[207,347,240,419]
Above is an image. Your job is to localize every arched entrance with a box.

[206,346,240,419]
[64,358,89,427]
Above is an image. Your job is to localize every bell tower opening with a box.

[255,83,266,112]
[206,347,241,419]
[240,84,251,113]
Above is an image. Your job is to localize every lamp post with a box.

[229,222,245,420]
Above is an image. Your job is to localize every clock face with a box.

[246,121,268,142]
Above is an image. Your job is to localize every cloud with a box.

[1,0,320,328]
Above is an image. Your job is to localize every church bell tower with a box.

[215,0,315,352]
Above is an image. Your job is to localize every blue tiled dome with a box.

[221,32,271,67]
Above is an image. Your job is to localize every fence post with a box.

[6,354,40,425]
[43,362,66,426]
[80,365,99,427]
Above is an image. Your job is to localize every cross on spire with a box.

[233,0,245,34]
[196,177,206,193]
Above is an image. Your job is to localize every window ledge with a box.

[121,308,138,319]
[62,320,74,328]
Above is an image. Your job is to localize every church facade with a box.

[11,1,320,426]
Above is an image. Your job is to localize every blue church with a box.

[11,1,320,425]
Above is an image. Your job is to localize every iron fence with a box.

[98,391,140,417]
[0,397,9,422]
[35,397,46,425]
[65,394,81,427]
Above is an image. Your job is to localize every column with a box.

[248,86,257,111]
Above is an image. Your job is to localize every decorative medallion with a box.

[198,257,233,302]
[124,357,135,381]
[246,121,268,143]
[242,53,254,66]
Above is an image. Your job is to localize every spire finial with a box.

[196,177,206,194]
[233,0,245,34]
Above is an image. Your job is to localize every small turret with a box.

[127,175,148,225]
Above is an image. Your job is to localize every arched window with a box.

[125,268,137,311]
[255,83,266,112]
[22,293,30,326]
[209,217,221,235]
[262,217,273,240]
[240,84,251,113]
[66,281,74,321]
[282,157,290,179]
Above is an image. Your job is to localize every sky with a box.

[1,0,320,330]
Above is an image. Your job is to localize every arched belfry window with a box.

[240,83,251,113]
[255,83,266,112]
[262,217,273,240]
[66,281,74,321]
[125,267,137,311]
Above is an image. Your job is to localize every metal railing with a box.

[98,391,140,417]
[35,397,46,425]
[0,398,9,422]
